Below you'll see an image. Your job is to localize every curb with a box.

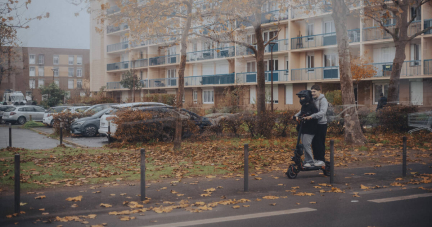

[29,128,86,148]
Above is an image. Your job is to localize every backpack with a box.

[318,97,335,122]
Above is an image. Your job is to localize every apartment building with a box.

[90,1,432,110]
[0,47,90,103]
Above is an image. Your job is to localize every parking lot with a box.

[0,125,71,149]
[34,127,108,148]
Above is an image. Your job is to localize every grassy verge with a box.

[23,121,45,129]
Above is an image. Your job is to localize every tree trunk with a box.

[331,0,366,145]
[388,4,409,104]
[254,22,266,118]
[173,1,192,151]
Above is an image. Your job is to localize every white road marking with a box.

[368,193,432,203]
[141,207,317,227]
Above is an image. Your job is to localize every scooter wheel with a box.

[286,165,298,179]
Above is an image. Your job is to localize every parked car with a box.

[84,103,117,115]
[98,102,169,136]
[2,105,46,125]
[70,108,112,137]
[64,106,89,113]
[42,106,70,127]
[0,105,14,124]
[101,105,212,140]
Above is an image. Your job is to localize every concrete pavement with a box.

[34,127,107,148]
[0,125,70,149]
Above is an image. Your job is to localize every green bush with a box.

[375,105,419,132]
[325,90,342,106]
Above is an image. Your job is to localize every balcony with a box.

[363,24,395,41]
[236,70,289,83]
[425,19,432,35]
[424,59,432,75]
[291,3,332,19]
[291,33,336,50]
[107,82,124,90]
[107,41,129,53]
[131,40,151,48]
[107,61,129,71]
[133,59,148,68]
[149,54,179,66]
[186,47,235,62]
[370,61,421,77]
[107,23,128,34]
[236,10,289,28]
[236,39,289,56]
[148,78,177,88]
[107,5,120,15]
[184,73,235,86]
[291,66,339,81]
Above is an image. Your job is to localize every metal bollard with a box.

[9,123,12,148]
[14,154,20,214]
[402,137,407,177]
[244,144,249,192]
[330,140,334,184]
[108,122,111,144]
[60,126,63,145]
[29,115,32,121]
[140,148,146,201]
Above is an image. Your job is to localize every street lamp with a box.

[269,41,277,112]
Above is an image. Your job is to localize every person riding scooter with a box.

[294,90,318,167]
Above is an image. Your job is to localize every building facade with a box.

[0,47,90,104]
[90,1,432,111]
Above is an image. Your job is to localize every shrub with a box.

[325,90,342,106]
[242,112,276,138]
[375,105,418,132]
[142,94,176,105]
[53,112,83,136]
[221,114,244,137]
[274,110,298,137]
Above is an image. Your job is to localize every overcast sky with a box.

[16,0,90,49]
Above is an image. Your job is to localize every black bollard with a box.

[403,137,407,177]
[9,123,12,148]
[60,126,63,145]
[330,140,334,184]
[140,148,146,201]
[14,154,20,214]
[244,144,249,192]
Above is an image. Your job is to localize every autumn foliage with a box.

[350,53,377,83]
[52,112,89,137]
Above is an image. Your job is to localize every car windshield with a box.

[0,106,12,111]
[92,108,111,118]
[4,107,15,112]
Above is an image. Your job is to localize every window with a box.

[38,55,44,64]
[247,34,256,45]
[324,21,335,34]
[68,79,74,89]
[77,68,83,77]
[307,54,314,71]
[324,54,337,67]
[38,67,44,76]
[265,59,278,71]
[68,67,74,77]
[203,89,214,104]
[167,46,176,55]
[411,44,421,65]
[29,54,35,64]
[193,90,198,103]
[192,42,198,52]
[54,79,59,87]
[64,91,71,100]
[29,79,36,89]
[77,79,82,89]
[307,24,314,40]
[53,55,59,65]
[68,55,74,65]
[247,62,256,72]
[38,79,44,88]
[53,67,59,77]
[265,85,278,103]
[80,91,86,97]
[411,7,421,21]
[77,56,82,65]
[373,83,399,104]
[167,68,176,86]
[29,67,36,77]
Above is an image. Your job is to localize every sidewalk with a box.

[1,163,431,226]
[0,125,71,149]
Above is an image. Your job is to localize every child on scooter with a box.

[294,90,318,167]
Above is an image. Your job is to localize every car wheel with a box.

[83,125,98,137]
[50,120,54,127]
[17,116,26,125]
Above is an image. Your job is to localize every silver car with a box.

[2,105,46,125]
[0,105,14,124]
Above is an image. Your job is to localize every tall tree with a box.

[293,0,367,144]
[362,0,432,104]
[120,69,142,102]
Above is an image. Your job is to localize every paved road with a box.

[0,125,70,149]
[36,127,107,148]
[1,164,431,226]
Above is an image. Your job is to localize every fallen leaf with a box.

[20,202,27,206]
[39,208,45,211]
[243,205,250,207]
[309,202,316,204]
[262,196,279,200]
[360,184,370,190]
[364,173,376,175]
[232,205,240,209]
[71,204,78,208]
[42,212,49,215]
[35,195,46,199]
[270,203,276,206]
[255,177,262,180]
[65,196,82,202]
[100,203,112,208]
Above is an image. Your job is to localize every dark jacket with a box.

[296,102,319,135]
[376,96,387,111]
